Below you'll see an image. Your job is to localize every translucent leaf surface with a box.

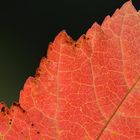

[0,1,140,140]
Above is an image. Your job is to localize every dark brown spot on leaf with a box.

[74,43,77,47]
[37,131,40,134]
[13,102,17,106]
[12,102,26,113]
[9,119,12,125]
[31,123,34,127]
[1,106,5,112]
[83,35,86,39]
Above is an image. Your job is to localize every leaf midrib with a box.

[96,75,140,139]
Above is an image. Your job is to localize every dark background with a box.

[0,0,139,107]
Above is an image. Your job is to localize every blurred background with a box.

[0,0,139,107]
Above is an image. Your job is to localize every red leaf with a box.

[0,1,140,139]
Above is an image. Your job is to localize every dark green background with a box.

[0,0,139,107]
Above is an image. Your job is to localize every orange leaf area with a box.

[0,1,140,140]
